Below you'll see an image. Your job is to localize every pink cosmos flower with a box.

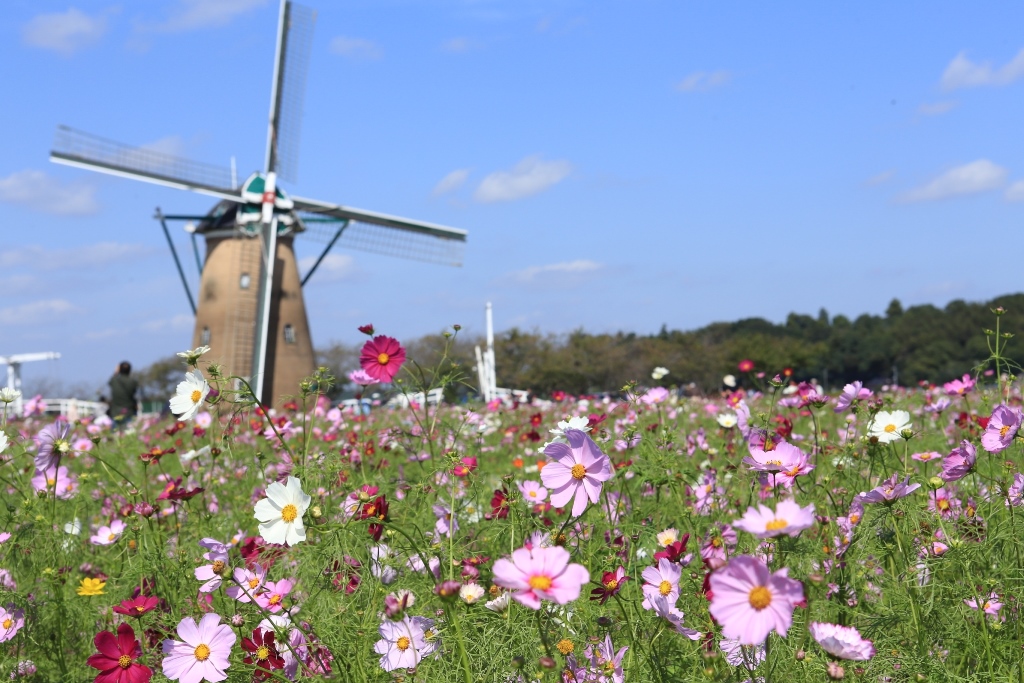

[359,335,406,383]
[964,592,1002,617]
[859,473,920,504]
[492,544,590,609]
[928,488,960,519]
[742,439,803,474]
[773,449,815,488]
[733,499,815,538]
[34,419,72,471]
[348,369,376,386]
[708,555,804,646]
[254,578,294,613]
[940,440,976,482]
[194,538,230,593]
[374,615,439,672]
[700,523,737,566]
[161,613,235,683]
[226,565,267,603]
[651,595,701,639]
[31,465,77,499]
[90,519,126,546]
[0,603,25,642]
[911,451,942,463]
[943,374,975,397]
[981,405,1022,453]
[540,428,612,518]
[720,636,765,667]
[640,558,681,610]
[808,622,875,660]
[517,480,548,503]
[1007,472,1024,507]
[834,381,872,413]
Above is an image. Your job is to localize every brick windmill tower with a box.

[49,1,467,404]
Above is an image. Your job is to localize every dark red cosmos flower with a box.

[164,421,186,437]
[358,495,389,522]
[87,623,152,683]
[654,534,691,563]
[453,456,477,477]
[490,489,510,519]
[242,628,285,672]
[368,523,384,542]
[587,413,608,430]
[360,335,406,383]
[155,478,204,501]
[139,446,175,464]
[240,536,285,570]
[590,568,629,604]
[782,367,793,378]
[530,412,543,427]
[738,359,755,373]
[113,595,158,618]
[358,324,375,336]
[551,390,566,401]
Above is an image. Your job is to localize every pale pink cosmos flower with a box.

[943,374,975,397]
[940,440,976,482]
[773,449,815,488]
[540,428,612,518]
[517,480,548,504]
[808,622,875,660]
[1007,472,1024,507]
[194,538,230,593]
[742,439,804,474]
[964,592,1002,617]
[641,558,681,610]
[708,555,804,645]
[161,613,236,683]
[0,603,25,642]
[651,595,701,639]
[734,499,815,539]
[226,565,267,603]
[31,465,77,499]
[90,519,126,546]
[492,543,589,609]
[859,473,920,504]
[701,523,738,566]
[719,636,765,667]
[834,381,872,413]
[348,369,376,386]
[912,451,942,463]
[34,419,72,471]
[981,405,1022,453]
[374,615,438,671]
[255,578,294,613]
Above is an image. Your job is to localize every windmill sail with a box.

[265,1,316,183]
[50,126,239,202]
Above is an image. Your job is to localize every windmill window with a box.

[200,327,211,345]
[284,324,296,344]
[240,273,251,289]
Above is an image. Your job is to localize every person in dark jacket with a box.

[108,361,139,428]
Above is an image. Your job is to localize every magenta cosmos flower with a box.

[492,543,590,609]
[733,499,815,538]
[940,440,977,482]
[87,623,153,683]
[374,615,439,672]
[981,405,1022,453]
[808,622,875,661]
[708,555,804,646]
[859,473,920,504]
[943,373,975,397]
[540,428,612,518]
[359,335,406,383]
[161,614,235,683]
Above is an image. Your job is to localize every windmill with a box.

[49,0,467,405]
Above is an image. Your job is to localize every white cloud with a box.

[675,70,731,93]
[0,242,153,271]
[865,170,895,186]
[918,100,958,116]
[941,48,1024,90]
[474,155,572,203]
[441,37,478,53]
[432,169,470,197]
[150,0,269,32]
[1006,180,1024,202]
[0,299,79,326]
[899,160,1007,203]
[507,260,603,284]
[298,253,357,283]
[0,170,99,215]
[22,7,109,55]
[329,36,383,60]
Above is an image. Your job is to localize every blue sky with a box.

[2,0,1023,392]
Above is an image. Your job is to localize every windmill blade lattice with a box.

[265,1,316,183]
[302,216,466,267]
[51,126,238,199]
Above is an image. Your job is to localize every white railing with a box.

[386,388,444,409]
[41,398,109,420]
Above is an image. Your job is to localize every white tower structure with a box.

[475,302,497,402]
[1,352,61,417]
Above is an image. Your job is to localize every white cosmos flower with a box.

[716,413,738,429]
[868,410,912,444]
[0,388,20,404]
[549,415,591,437]
[0,432,7,454]
[459,583,486,604]
[484,592,511,612]
[722,375,737,388]
[169,370,210,422]
[254,476,311,546]
[652,366,670,381]
[177,346,211,366]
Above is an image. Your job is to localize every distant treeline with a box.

[316,294,1024,397]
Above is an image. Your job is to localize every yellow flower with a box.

[77,577,106,596]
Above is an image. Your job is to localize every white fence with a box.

[41,398,109,420]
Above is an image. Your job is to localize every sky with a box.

[2,0,1024,393]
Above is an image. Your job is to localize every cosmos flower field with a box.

[2,321,1024,683]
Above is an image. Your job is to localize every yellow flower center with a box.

[765,518,788,531]
[256,645,270,661]
[850,514,860,524]
[748,585,772,610]
[108,533,116,542]
[377,352,390,366]
[529,575,553,591]
[396,636,411,651]
[190,390,202,404]
[1000,426,1010,437]
[529,491,537,497]
[281,504,299,522]
[571,463,586,480]
[135,605,146,613]
[604,578,619,590]
[118,655,132,669]
[47,477,56,486]
[211,560,225,574]
[2,618,11,629]
[248,578,260,589]
[712,537,723,547]
[659,580,672,596]
[765,459,782,466]
[557,639,575,655]
[269,594,282,605]
[194,644,211,661]
[884,423,897,433]
[937,499,950,511]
